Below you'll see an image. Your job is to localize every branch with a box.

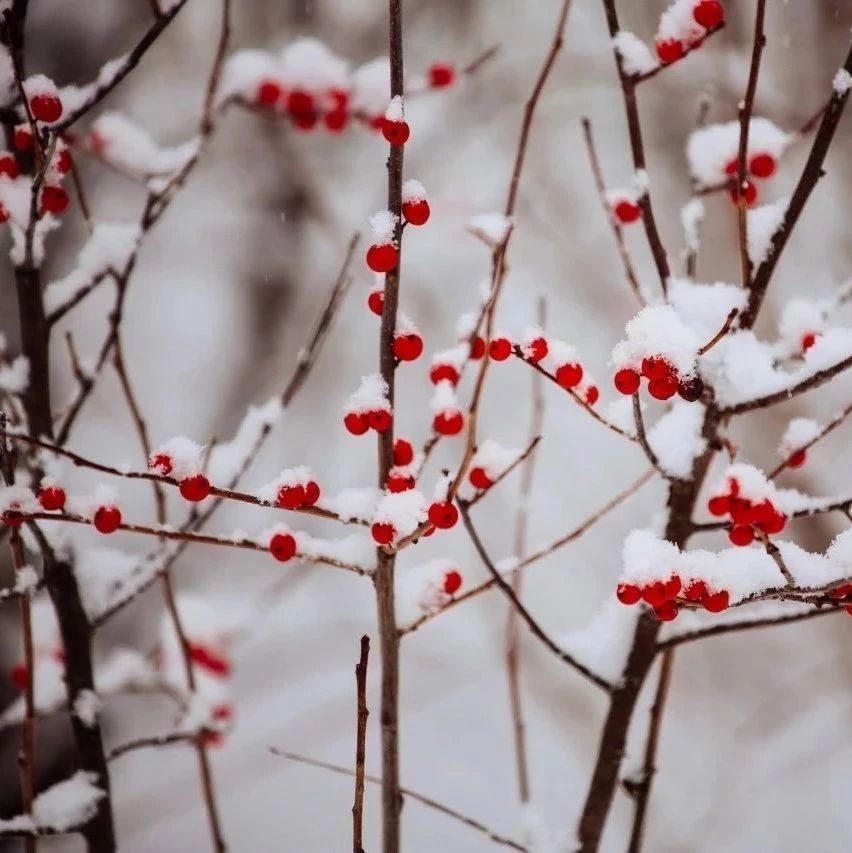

[632,394,669,479]
[632,24,725,85]
[458,503,611,692]
[697,308,738,355]
[768,401,852,479]
[353,635,369,853]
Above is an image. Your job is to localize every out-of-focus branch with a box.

[353,635,370,853]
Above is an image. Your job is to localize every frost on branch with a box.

[611,304,701,376]
[833,68,852,96]
[0,346,28,395]
[466,212,512,248]
[778,417,820,462]
[747,199,788,266]
[647,400,707,478]
[612,31,657,77]
[396,558,464,626]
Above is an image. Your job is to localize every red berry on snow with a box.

[708,495,730,517]
[180,474,211,502]
[94,505,121,534]
[344,412,369,435]
[524,337,548,363]
[488,337,512,361]
[368,409,392,433]
[585,385,600,405]
[829,584,852,600]
[684,579,708,602]
[55,149,72,174]
[368,289,384,316]
[324,109,349,133]
[430,364,460,386]
[256,80,283,107]
[149,453,173,475]
[371,522,395,545]
[787,449,807,469]
[0,153,19,179]
[760,510,786,536]
[11,663,28,690]
[801,332,818,351]
[329,89,349,111]
[38,486,66,512]
[402,199,430,226]
[276,484,306,510]
[642,581,668,607]
[469,467,493,490]
[382,119,410,146]
[393,333,424,362]
[641,357,671,381]
[366,243,398,273]
[730,179,758,207]
[30,94,62,123]
[287,90,315,116]
[665,574,682,599]
[693,0,725,30]
[443,569,462,595]
[613,368,640,396]
[433,410,464,436]
[614,199,641,224]
[269,532,297,562]
[428,63,455,88]
[2,507,24,526]
[0,203,8,224]
[40,186,69,215]
[656,39,685,64]
[13,126,33,151]
[724,158,739,176]
[428,501,458,530]
[677,375,704,402]
[293,111,318,131]
[702,589,730,613]
[393,438,414,467]
[616,583,642,605]
[654,600,679,622]
[189,644,231,677]
[749,152,776,179]
[647,374,679,401]
[386,473,414,493]
[728,497,752,525]
[303,481,320,506]
[469,336,486,360]
[728,524,754,547]
[556,363,583,389]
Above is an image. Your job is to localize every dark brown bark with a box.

[353,635,370,853]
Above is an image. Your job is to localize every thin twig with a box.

[353,635,370,853]
[632,394,668,479]
[698,309,738,355]
[768,401,852,479]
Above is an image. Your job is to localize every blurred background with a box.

[1,0,851,850]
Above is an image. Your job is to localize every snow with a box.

[0,354,29,393]
[295,531,374,569]
[345,374,389,414]
[669,278,746,342]
[14,565,39,595]
[32,771,105,832]
[278,38,349,92]
[603,396,637,434]
[350,57,390,116]
[44,222,141,315]
[368,209,397,245]
[150,436,205,479]
[647,400,707,478]
[256,465,314,504]
[604,187,638,209]
[402,179,427,203]
[396,558,462,626]
[73,689,102,727]
[384,94,404,121]
[75,547,148,622]
[57,54,130,115]
[471,439,523,479]
[22,73,58,101]
[430,379,459,414]
[657,0,705,45]
[430,343,468,370]
[219,48,278,102]
[778,298,827,352]
[322,487,381,522]
[546,337,579,368]
[0,485,39,515]
[833,68,852,96]
[467,212,512,248]
[680,198,705,255]
[611,304,701,375]
[778,417,821,456]
[612,31,657,77]
[747,199,788,266]
[372,489,428,537]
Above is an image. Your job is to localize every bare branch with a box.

[353,636,370,853]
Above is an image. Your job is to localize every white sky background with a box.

[1,0,852,850]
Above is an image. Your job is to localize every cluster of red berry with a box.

[656,1,725,64]
[828,583,852,615]
[371,497,459,547]
[275,478,321,510]
[149,452,213,502]
[613,356,704,402]
[617,574,730,621]
[724,150,777,207]
[707,478,787,546]
[344,407,392,435]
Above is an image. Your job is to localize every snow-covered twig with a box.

[768,401,852,479]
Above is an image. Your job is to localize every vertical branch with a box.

[374,3,404,852]
[505,298,546,805]
[353,635,370,853]
[735,0,767,287]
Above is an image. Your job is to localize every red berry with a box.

[149,453,173,475]
[256,80,282,106]
[382,119,410,146]
[616,583,642,605]
[801,332,818,351]
[94,505,121,534]
[469,336,486,360]
[40,186,69,215]
[292,110,318,131]
[656,39,685,64]
[469,467,493,490]
[0,203,8,224]
[728,524,754,547]
[428,501,458,530]
[371,522,395,545]
[393,333,424,362]
[11,663,28,690]
[386,474,414,493]
[13,126,33,151]
[30,94,63,123]
[556,363,583,389]
[693,0,724,29]
[180,475,211,502]
[654,600,679,622]
[665,574,682,599]
[760,511,786,536]
[488,337,512,361]
[845,605,852,616]
[433,410,464,436]
[585,385,600,405]
[38,486,66,512]
[430,364,460,386]
[787,449,807,469]
[304,481,321,506]
[443,569,462,594]
[276,484,306,509]
[269,532,297,562]
[324,109,349,133]
[329,89,349,111]
[642,582,668,607]
[708,495,730,517]
[366,243,399,273]
[702,589,730,613]
[730,179,758,207]
[724,158,739,176]
[393,438,414,467]
[729,497,753,525]
[829,584,852,600]
[524,337,548,363]
[641,357,670,381]
[647,375,679,401]
[344,412,369,435]
[368,289,384,316]
[55,149,72,175]
[189,643,231,677]
[368,409,392,433]
[614,199,641,224]
[2,508,24,526]
[0,153,19,179]
[287,90,314,116]
[613,368,640,395]
[683,579,707,602]
[402,199,430,226]
[677,375,704,402]
[749,152,776,179]
[428,62,455,88]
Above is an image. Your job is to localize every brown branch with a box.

[459,502,611,692]
[632,394,669,479]
[768,401,852,479]
[698,308,738,355]
[465,436,541,510]
[581,116,644,307]
[353,635,370,853]
[632,24,725,85]
[271,750,528,852]
[107,731,198,761]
